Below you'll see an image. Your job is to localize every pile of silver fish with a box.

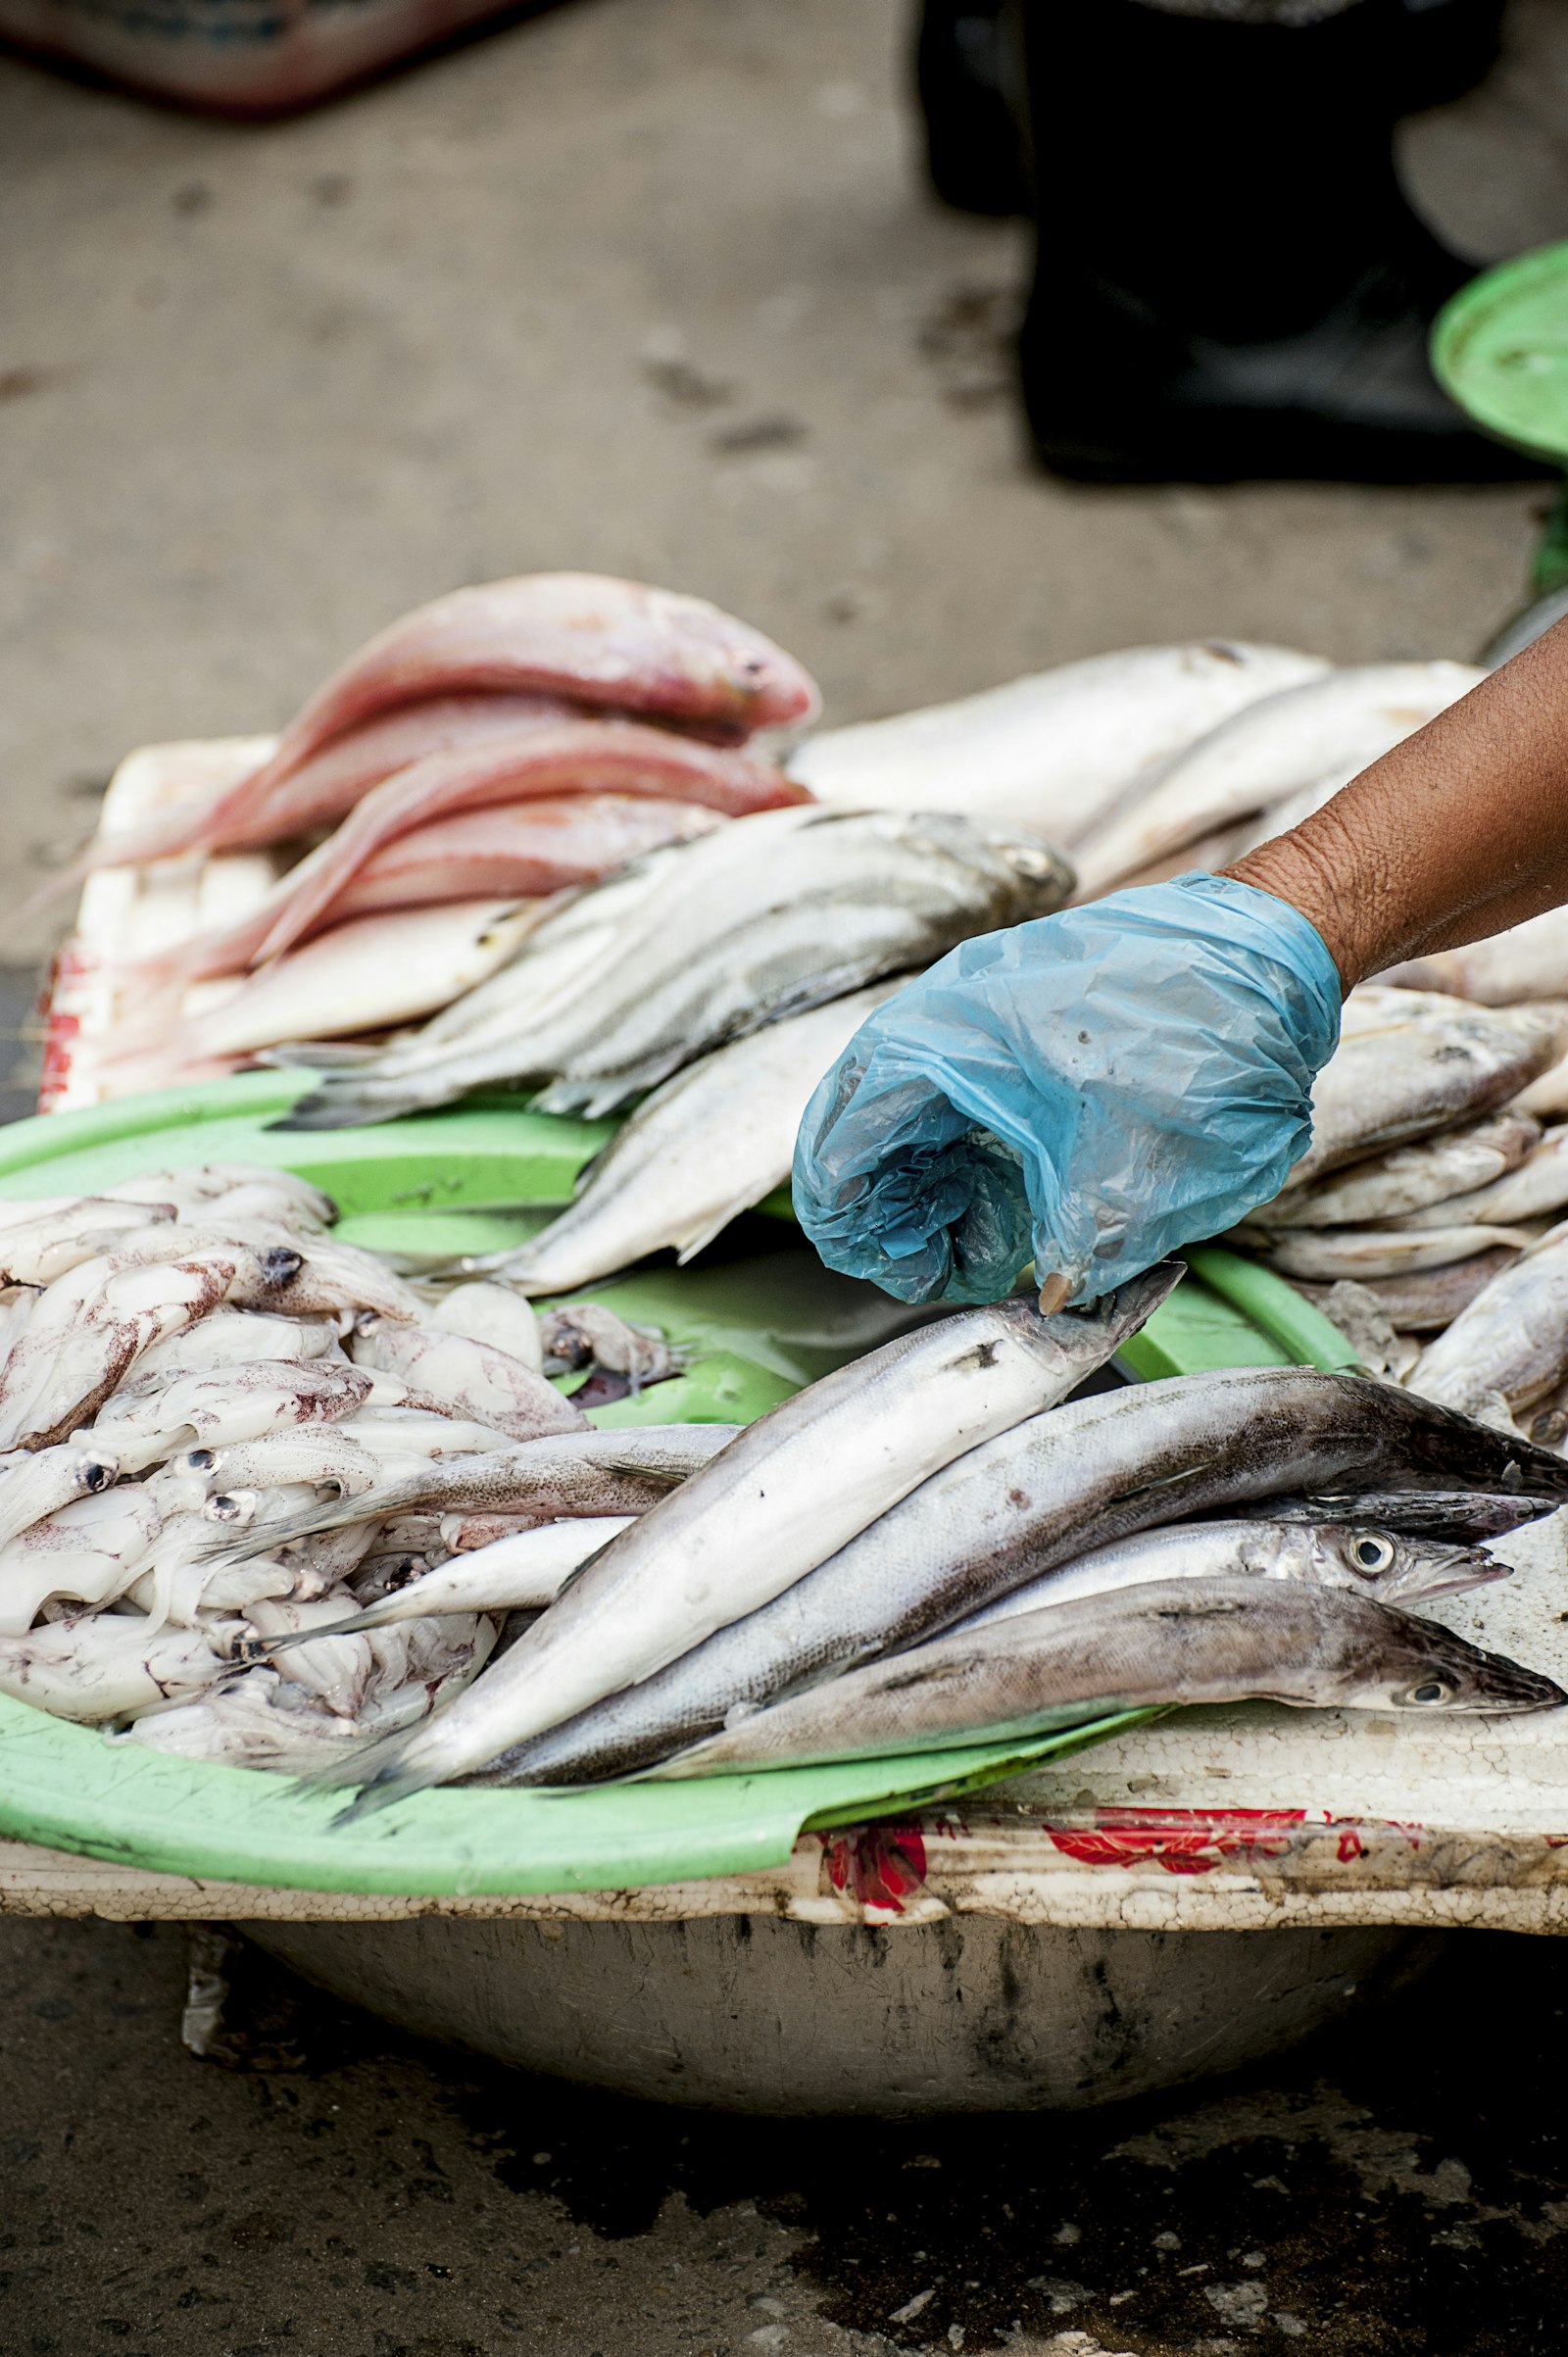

[186,1259,1557,1807]
[1233,982,1568,1438]
[4,1171,1562,1792]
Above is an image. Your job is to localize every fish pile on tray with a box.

[54,597,1493,1134]
[1229,933,1568,1437]
[61,574,825,1096]
[5,1186,1561,1792]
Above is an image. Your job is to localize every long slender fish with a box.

[789,642,1327,843]
[949,1520,1501,1632]
[1070,663,1482,901]
[1411,1223,1568,1412]
[234,573,821,805]
[254,1516,638,1653]
[196,1427,742,1565]
[322,1271,1181,1807]
[489,984,902,1293]
[1253,1112,1540,1230]
[281,807,1073,1129]
[651,1579,1562,1779]
[483,1365,1568,1789]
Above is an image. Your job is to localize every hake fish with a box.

[484,1364,1568,1789]
[789,642,1327,843]
[487,984,902,1294]
[322,1269,1181,1808]
[253,1516,638,1652]
[1253,1112,1540,1230]
[280,807,1073,1129]
[651,1579,1562,1779]
[197,1426,742,1566]
[1291,1247,1523,1335]
[1070,662,1482,901]
[949,1519,1501,1632]
[1250,1489,1547,1540]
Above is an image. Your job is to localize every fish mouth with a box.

[1385,1550,1513,1603]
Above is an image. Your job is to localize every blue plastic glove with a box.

[793,871,1342,1307]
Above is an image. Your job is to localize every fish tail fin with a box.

[270,1080,434,1132]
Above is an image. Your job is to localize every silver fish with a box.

[325,1270,1181,1807]
[488,985,901,1294]
[789,642,1328,843]
[1254,1111,1540,1230]
[1279,1002,1560,1194]
[253,1515,637,1652]
[1250,1224,1533,1283]
[483,1364,1568,1789]
[197,1426,742,1567]
[280,807,1073,1129]
[347,1316,584,1440]
[1290,1247,1523,1335]
[1391,1126,1568,1231]
[1071,662,1481,901]
[1411,1222,1568,1413]
[949,1520,1500,1631]
[652,1578,1562,1779]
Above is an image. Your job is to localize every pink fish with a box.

[117,795,726,993]
[252,719,802,965]
[238,573,819,800]
[81,694,573,877]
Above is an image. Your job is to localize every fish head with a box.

[1307,1524,1511,1605]
[1352,1616,1565,1716]
[989,829,1077,916]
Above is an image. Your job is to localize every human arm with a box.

[1226,614,1568,986]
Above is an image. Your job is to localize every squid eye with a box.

[83,1460,115,1492]
[185,1449,218,1474]
[1403,1679,1454,1706]
[1350,1533,1396,1575]
[204,1492,252,1523]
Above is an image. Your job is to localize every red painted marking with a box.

[818,1823,929,1912]
[1336,1827,1365,1863]
[1045,1806,1307,1877]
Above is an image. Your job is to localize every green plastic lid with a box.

[1432,241,1568,463]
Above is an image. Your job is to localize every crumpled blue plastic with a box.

[792,871,1343,1307]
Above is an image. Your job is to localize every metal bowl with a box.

[253,1916,1437,2116]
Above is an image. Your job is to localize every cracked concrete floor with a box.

[4,0,1568,2349]
[5,1917,1568,2354]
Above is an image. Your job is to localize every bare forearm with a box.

[1224,616,1568,989]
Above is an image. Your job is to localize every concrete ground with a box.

[3,0,1568,2349]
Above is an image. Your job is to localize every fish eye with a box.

[1403,1679,1454,1706]
[1351,1534,1396,1574]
